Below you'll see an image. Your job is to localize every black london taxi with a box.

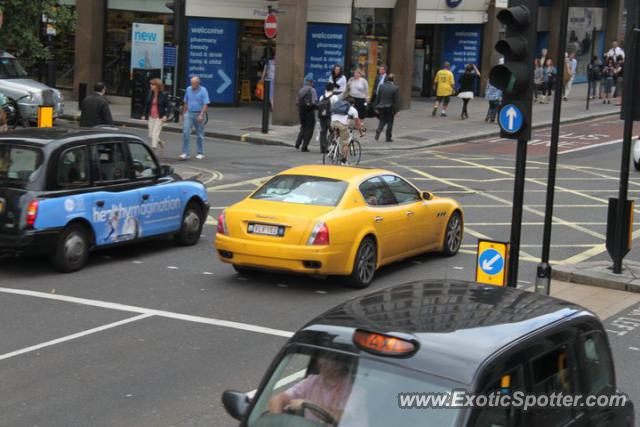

[0,128,209,272]
[222,279,634,427]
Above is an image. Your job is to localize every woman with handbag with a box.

[457,64,480,120]
[140,78,169,155]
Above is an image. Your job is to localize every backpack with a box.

[317,96,332,118]
[331,99,351,115]
[301,88,314,110]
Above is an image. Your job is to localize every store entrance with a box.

[414,25,435,98]
[239,20,275,103]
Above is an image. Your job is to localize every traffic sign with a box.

[264,13,277,39]
[476,240,509,286]
[499,104,524,134]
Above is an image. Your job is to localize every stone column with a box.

[480,0,501,93]
[73,0,105,99]
[273,0,309,126]
[389,0,417,110]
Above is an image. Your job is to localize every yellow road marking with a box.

[207,176,270,191]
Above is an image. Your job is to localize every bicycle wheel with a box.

[323,143,338,165]
[349,140,362,165]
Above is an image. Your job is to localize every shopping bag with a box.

[255,81,264,100]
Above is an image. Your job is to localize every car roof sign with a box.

[353,330,418,357]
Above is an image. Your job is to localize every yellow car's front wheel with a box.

[344,237,377,289]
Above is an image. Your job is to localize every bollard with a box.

[262,79,270,134]
[78,83,87,107]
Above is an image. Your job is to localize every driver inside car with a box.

[268,354,356,424]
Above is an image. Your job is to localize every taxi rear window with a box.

[251,175,347,207]
[0,144,43,188]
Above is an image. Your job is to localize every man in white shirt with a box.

[606,41,625,60]
[331,97,363,165]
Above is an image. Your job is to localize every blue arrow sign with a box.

[478,248,505,276]
[499,104,524,134]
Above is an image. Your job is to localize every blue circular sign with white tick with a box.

[446,0,463,7]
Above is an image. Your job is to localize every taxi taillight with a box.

[353,330,417,357]
[26,199,39,228]
[217,212,228,235]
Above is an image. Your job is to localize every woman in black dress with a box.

[457,64,480,120]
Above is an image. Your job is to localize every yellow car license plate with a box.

[248,223,283,236]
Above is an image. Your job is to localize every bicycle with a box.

[323,126,364,166]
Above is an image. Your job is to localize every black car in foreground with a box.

[223,280,634,427]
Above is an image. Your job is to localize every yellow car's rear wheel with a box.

[442,211,463,256]
[344,237,377,289]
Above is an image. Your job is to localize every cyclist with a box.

[331,97,363,165]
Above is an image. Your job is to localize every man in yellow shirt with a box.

[432,62,455,117]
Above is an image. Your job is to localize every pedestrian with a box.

[0,109,8,133]
[374,73,399,142]
[485,82,502,123]
[542,59,557,103]
[563,52,577,101]
[606,41,625,60]
[317,83,338,154]
[330,65,347,99]
[534,59,544,102]
[347,69,369,121]
[79,82,113,127]
[614,55,624,106]
[587,55,603,99]
[432,62,455,117]
[602,57,616,104]
[295,74,318,152]
[457,64,480,120]
[181,76,210,160]
[371,65,388,107]
[140,78,169,155]
[261,55,276,109]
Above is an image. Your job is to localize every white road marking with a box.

[167,266,179,270]
[203,272,215,275]
[559,138,621,155]
[315,290,328,295]
[0,313,152,362]
[453,266,465,270]
[629,347,640,351]
[0,287,294,338]
[132,261,143,264]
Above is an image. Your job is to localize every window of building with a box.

[351,8,392,97]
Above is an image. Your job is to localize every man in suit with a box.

[370,66,387,107]
[374,74,399,142]
[80,82,113,128]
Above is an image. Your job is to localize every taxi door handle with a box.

[96,200,105,208]
[375,216,384,222]
[406,211,415,216]
[142,194,150,201]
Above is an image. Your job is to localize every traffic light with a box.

[489,1,538,140]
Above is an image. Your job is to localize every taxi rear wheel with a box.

[51,224,90,273]
[345,237,377,289]
[442,211,463,257]
[176,202,203,246]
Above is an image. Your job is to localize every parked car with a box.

[223,279,634,426]
[0,51,64,124]
[0,128,209,272]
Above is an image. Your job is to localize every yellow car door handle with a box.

[375,216,384,222]
[406,211,415,216]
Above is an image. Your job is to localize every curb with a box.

[61,110,617,151]
[551,262,640,293]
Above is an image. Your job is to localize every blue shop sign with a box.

[442,25,483,90]
[186,18,238,104]
[304,23,348,94]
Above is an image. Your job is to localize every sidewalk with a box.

[548,279,640,320]
[61,84,617,150]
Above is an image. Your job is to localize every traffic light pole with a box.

[612,29,640,274]
[507,138,528,287]
[535,0,569,294]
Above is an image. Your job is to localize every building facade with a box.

[67,0,629,125]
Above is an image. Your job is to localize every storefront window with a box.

[104,0,172,96]
[351,8,392,96]
[239,20,275,102]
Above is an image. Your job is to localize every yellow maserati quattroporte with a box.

[215,166,463,288]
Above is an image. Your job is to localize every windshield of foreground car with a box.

[0,57,29,79]
[251,175,347,207]
[0,144,43,189]
[247,347,462,427]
